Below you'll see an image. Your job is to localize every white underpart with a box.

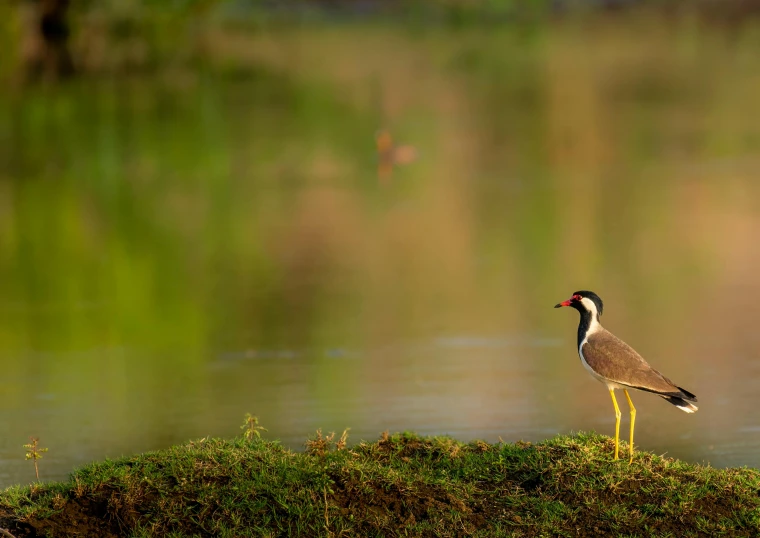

[577,297,623,390]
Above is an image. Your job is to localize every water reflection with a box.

[0,327,757,486]
[2,17,760,486]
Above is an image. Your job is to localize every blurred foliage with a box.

[4,0,760,82]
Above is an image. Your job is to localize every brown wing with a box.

[582,329,682,395]
[392,145,418,165]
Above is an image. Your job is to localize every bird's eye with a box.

[574,295,582,301]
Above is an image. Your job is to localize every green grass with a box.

[1,432,759,537]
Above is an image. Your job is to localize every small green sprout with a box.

[241,413,267,441]
[23,437,48,481]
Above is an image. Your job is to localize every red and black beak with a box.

[554,297,574,308]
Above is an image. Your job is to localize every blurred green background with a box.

[2,0,760,485]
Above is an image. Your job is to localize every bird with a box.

[375,129,418,185]
[555,290,698,462]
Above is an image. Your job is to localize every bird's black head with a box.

[554,290,604,318]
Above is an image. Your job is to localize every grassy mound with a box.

[1,432,759,537]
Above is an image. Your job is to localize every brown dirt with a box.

[0,499,119,538]
[0,483,158,538]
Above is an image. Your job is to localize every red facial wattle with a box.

[555,294,582,308]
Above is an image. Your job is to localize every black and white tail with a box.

[661,387,698,413]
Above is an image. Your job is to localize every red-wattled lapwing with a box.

[555,291,698,462]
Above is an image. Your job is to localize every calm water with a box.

[2,17,760,486]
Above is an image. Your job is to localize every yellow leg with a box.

[624,389,636,464]
[609,389,621,460]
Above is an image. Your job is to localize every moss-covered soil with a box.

[1,432,758,537]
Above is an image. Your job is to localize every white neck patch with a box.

[580,297,602,333]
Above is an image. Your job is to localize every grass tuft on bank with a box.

[1,431,759,537]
